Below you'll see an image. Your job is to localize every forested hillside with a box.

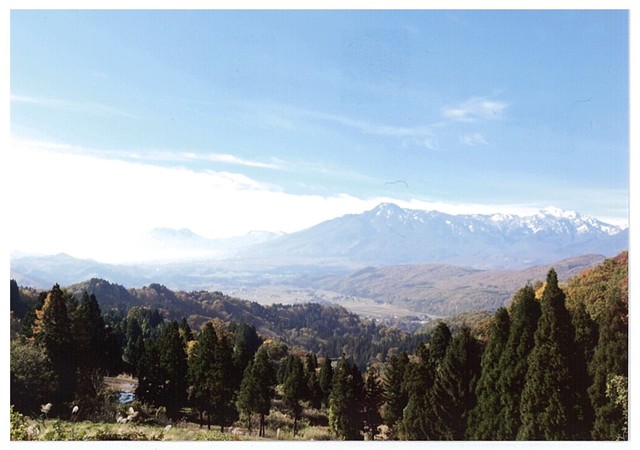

[9,252,627,441]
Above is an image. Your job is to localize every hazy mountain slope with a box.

[311,254,607,316]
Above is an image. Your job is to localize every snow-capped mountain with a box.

[244,203,627,269]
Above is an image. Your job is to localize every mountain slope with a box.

[244,203,627,269]
[310,254,607,316]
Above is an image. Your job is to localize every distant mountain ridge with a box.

[244,203,627,269]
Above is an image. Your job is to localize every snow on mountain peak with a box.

[538,206,579,219]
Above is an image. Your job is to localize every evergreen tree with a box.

[283,354,305,435]
[518,269,579,440]
[329,355,364,440]
[157,321,189,421]
[236,346,275,437]
[124,317,144,375]
[33,284,76,414]
[362,366,384,440]
[212,331,237,431]
[188,322,218,429]
[589,284,628,439]
[571,302,598,438]
[496,284,540,439]
[232,323,262,392]
[10,279,27,318]
[303,353,323,408]
[236,360,258,434]
[318,356,334,409]
[467,307,510,439]
[399,344,433,440]
[431,326,481,440]
[178,316,194,347]
[136,338,165,408]
[381,351,409,438]
[71,292,108,407]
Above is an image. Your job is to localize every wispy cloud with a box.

[459,133,488,146]
[10,137,283,171]
[442,96,507,122]
[182,152,283,170]
[11,93,141,119]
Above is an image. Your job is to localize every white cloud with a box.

[7,138,625,264]
[459,133,488,146]
[5,138,377,262]
[11,93,141,119]
[443,96,507,122]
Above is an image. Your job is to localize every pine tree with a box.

[467,307,510,439]
[495,284,540,439]
[571,302,598,438]
[381,351,409,437]
[212,329,237,431]
[362,366,384,440]
[399,344,432,440]
[431,326,481,440]
[124,317,144,374]
[178,316,194,347]
[136,338,165,408]
[71,292,108,405]
[328,355,364,440]
[188,322,218,428]
[518,269,579,440]
[232,323,262,390]
[283,354,305,435]
[33,284,76,414]
[318,356,333,409]
[157,321,189,421]
[589,284,628,439]
[237,346,275,437]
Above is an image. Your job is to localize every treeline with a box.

[9,252,628,440]
[23,277,425,369]
[382,264,627,440]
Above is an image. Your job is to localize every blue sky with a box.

[7,8,630,262]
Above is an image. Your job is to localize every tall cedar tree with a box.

[318,356,334,409]
[232,323,262,391]
[236,360,258,434]
[588,280,628,439]
[381,351,409,437]
[329,355,364,440]
[518,269,579,440]
[236,346,275,437]
[282,354,306,435]
[124,317,144,376]
[157,321,189,421]
[188,322,219,428]
[304,353,323,408]
[571,302,598,438]
[178,317,194,347]
[399,343,433,440]
[136,338,166,408]
[10,279,27,318]
[362,366,384,440]
[71,292,108,406]
[417,321,453,440]
[431,326,481,440]
[33,284,76,415]
[467,307,510,439]
[495,284,540,439]
[212,329,237,431]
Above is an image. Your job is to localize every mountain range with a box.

[10,203,627,317]
[240,203,627,269]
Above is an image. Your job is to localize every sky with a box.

[4,7,632,263]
